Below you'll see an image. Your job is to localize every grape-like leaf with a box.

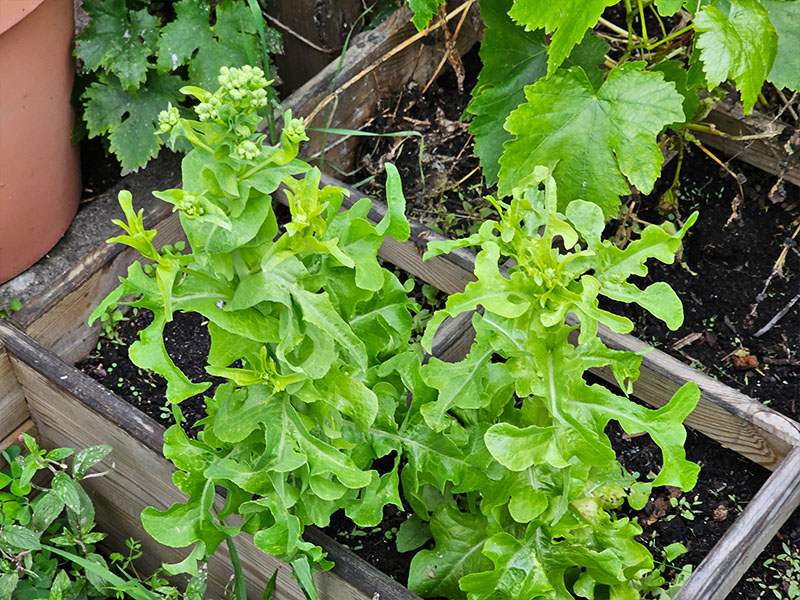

[655,0,686,15]
[507,0,617,73]
[762,0,800,91]
[157,0,260,90]
[694,0,778,113]
[466,0,608,185]
[499,63,685,217]
[75,0,160,89]
[81,73,184,172]
[407,0,445,30]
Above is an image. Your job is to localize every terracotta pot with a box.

[0,0,81,284]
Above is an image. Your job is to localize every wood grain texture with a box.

[0,319,412,600]
[267,0,365,93]
[0,344,29,441]
[702,99,799,187]
[281,0,482,172]
[673,446,800,600]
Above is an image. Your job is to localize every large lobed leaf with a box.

[75,0,160,89]
[466,0,608,185]
[157,0,261,90]
[762,0,800,92]
[498,63,685,218]
[82,73,184,173]
[694,0,778,113]
[507,0,617,74]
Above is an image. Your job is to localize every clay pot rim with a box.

[0,0,47,35]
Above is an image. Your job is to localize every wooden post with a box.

[266,0,365,94]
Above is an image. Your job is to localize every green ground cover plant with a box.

[406,0,800,219]
[0,437,212,599]
[89,64,701,598]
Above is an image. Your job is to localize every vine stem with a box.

[683,122,780,141]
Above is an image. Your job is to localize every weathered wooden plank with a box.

[0,344,28,441]
[267,0,365,94]
[281,0,482,172]
[673,445,800,600]
[701,99,799,187]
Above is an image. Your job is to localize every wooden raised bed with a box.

[2,168,800,598]
[1,2,799,599]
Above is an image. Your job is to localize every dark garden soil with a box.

[73,43,800,600]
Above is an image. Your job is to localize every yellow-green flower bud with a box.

[156,103,180,133]
[235,140,261,161]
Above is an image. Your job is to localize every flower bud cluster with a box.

[156,103,180,133]
[235,140,261,161]
[177,192,205,217]
[195,95,222,122]
[218,65,270,110]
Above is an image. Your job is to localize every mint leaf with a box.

[507,0,616,73]
[499,63,684,217]
[81,73,184,172]
[694,0,778,113]
[157,0,260,90]
[762,0,800,91]
[466,0,608,184]
[75,0,160,89]
[407,0,445,30]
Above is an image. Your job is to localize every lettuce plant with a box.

[90,66,417,582]
[362,166,701,599]
[406,0,800,218]
[91,64,702,597]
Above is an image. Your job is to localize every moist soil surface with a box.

[76,46,800,600]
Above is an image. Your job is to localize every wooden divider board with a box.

[704,98,799,188]
[0,344,29,441]
[0,319,417,600]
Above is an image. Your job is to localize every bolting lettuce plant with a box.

[90,65,418,589]
[364,166,701,599]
